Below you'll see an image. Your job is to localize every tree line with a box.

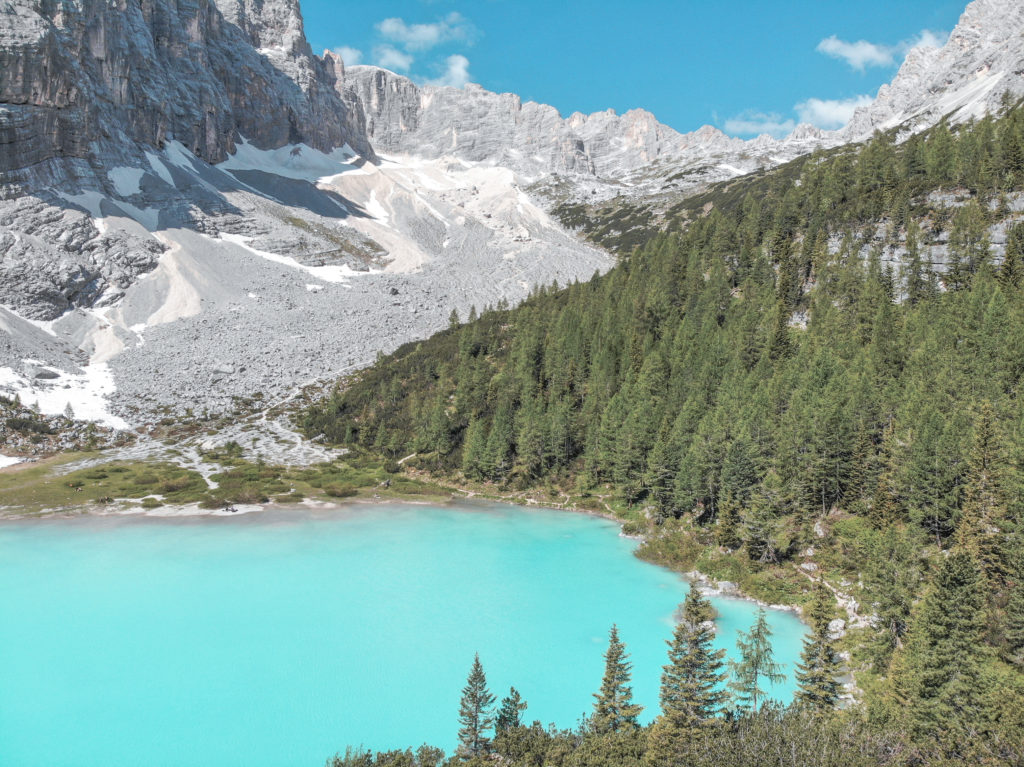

[327,586,860,767]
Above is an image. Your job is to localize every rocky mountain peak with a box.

[841,0,1024,140]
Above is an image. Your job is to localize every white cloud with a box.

[724,94,872,138]
[816,29,948,71]
[332,46,362,66]
[816,36,895,71]
[373,45,414,72]
[723,111,796,139]
[427,54,472,88]
[795,95,873,129]
[377,12,474,52]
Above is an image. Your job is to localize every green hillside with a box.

[305,104,1024,763]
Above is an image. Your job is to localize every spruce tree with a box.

[956,401,1009,587]
[898,548,989,746]
[457,653,496,757]
[716,492,744,551]
[728,608,784,712]
[658,589,727,731]
[1006,571,1024,667]
[795,585,842,710]
[592,624,643,733]
[495,687,527,733]
[1000,222,1024,288]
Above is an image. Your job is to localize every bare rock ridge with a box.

[345,64,764,183]
[0,0,372,176]
[842,0,1024,140]
[344,0,1024,192]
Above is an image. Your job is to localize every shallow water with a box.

[0,502,806,767]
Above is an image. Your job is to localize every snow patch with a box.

[365,189,390,224]
[164,140,201,172]
[112,200,160,231]
[0,455,22,469]
[219,137,367,183]
[108,166,145,197]
[0,363,129,429]
[145,152,176,188]
[58,190,107,219]
[218,233,377,283]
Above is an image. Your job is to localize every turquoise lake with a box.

[0,502,807,767]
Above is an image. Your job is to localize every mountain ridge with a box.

[1,0,1023,431]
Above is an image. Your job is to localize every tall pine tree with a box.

[592,624,643,733]
[457,653,496,757]
[795,584,842,710]
[897,548,989,748]
[728,608,784,713]
[646,588,728,763]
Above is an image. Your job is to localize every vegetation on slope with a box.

[305,104,1024,762]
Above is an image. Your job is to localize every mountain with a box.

[1,0,1023,432]
[344,64,824,199]
[841,0,1024,138]
[0,0,612,425]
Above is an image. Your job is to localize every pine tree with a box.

[1000,222,1024,288]
[743,469,787,563]
[899,548,989,747]
[658,589,727,731]
[495,687,527,733]
[728,608,784,713]
[457,653,496,757]
[795,585,842,711]
[956,401,1010,587]
[461,417,489,479]
[716,491,744,551]
[592,624,643,733]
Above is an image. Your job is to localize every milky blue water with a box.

[0,503,807,767]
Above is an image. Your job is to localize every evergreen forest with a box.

[307,101,1024,764]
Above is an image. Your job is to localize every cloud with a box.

[332,46,362,66]
[816,36,895,71]
[795,95,873,129]
[373,45,414,73]
[377,12,474,52]
[816,29,948,71]
[426,54,472,88]
[724,94,872,138]
[723,111,797,139]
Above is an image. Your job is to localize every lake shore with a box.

[0,483,806,623]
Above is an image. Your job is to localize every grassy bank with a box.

[0,450,450,517]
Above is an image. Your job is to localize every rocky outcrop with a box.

[0,0,377,321]
[843,0,1024,139]
[345,64,776,182]
[0,0,373,181]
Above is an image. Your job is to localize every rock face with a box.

[842,0,1024,139]
[346,65,768,183]
[0,0,375,322]
[0,0,372,175]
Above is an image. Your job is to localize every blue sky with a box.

[301,0,967,138]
